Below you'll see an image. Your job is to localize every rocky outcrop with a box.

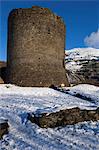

[67,60,99,86]
[28,107,99,128]
[65,48,99,86]
[0,61,6,84]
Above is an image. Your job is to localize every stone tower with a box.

[7,6,69,87]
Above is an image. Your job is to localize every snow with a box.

[0,118,8,124]
[65,47,99,72]
[65,47,99,61]
[0,84,99,150]
[65,84,99,105]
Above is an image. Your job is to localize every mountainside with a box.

[0,61,6,84]
[65,48,99,86]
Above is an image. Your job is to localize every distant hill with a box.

[65,48,99,86]
[0,61,6,83]
[0,61,6,68]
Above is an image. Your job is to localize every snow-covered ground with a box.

[65,47,99,72]
[65,84,99,105]
[0,84,99,150]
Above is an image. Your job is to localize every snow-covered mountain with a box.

[65,47,99,62]
[65,48,99,86]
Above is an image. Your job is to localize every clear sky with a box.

[0,0,99,61]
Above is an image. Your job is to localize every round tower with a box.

[7,6,69,87]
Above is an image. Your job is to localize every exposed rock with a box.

[28,107,99,128]
[67,60,99,86]
[65,48,99,86]
[0,119,9,139]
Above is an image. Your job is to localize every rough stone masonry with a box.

[7,6,69,87]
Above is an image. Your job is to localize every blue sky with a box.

[0,0,99,61]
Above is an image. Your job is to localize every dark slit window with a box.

[48,27,50,34]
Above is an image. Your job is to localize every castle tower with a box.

[7,6,69,87]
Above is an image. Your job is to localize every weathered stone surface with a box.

[28,107,99,128]
[0,119,9,139]
[0,61,6,84]
[0,77,4,84]
[7,6,69,87]
[66,60,99,86]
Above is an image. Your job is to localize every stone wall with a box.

[28,107,99,128]
[7,6,69,87]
